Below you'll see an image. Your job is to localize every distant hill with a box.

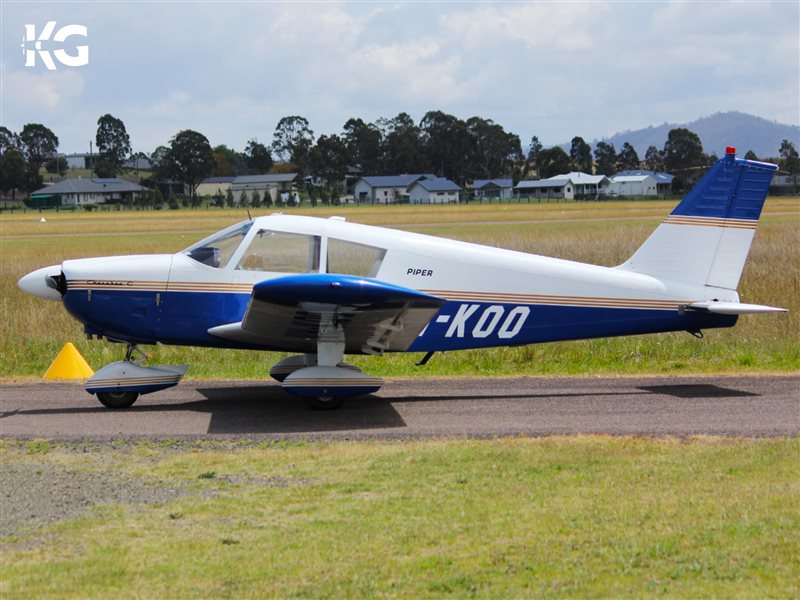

[589,111,799,159]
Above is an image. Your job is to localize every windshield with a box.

[182,220,253,268]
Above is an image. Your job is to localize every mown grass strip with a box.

[0,436,797,598]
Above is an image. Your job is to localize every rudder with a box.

[617,148,777,290]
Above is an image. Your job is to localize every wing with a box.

[208,273,445,354]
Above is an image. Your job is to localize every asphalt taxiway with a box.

[1,375,797,440]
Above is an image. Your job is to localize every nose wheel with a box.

[305,395,345,410]
[96,390,140,409]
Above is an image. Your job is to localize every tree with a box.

[251,189,261,208]
[212,189,225,208]
[271,116,314,173]
[744,150,759,161]
[593,141,617,176]
[779,139,799,192]
[537,146,571,179]
[225,187,235,208]
[95,114,131,177]
[524,136,543,178]
[342,118,383,174]
[309,134,349,186]
[465,117,522,180]
[212,144,240,176]
[19,123,59,167]
[239,189,249,207]
[569,136,593,173]
[662,128,705,172]
[0,126,19,156]
[420,110,471,182]
[244,139,273,174]
[162,130,215,199]
[45,156,68,174]
[644,145,664,172]
[0,149,29,203]
[383,112,424,174]
[617,142,640,171]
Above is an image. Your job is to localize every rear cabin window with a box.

[236,229,321,273]
[326,238,385,277]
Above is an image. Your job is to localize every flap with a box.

[209,274,445,354]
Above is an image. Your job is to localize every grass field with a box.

[2,203,798,598]
[1,199,797,379]
[1,436,798,598]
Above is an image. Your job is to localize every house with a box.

[515,172,610,200]
[64,153,97,170]
[769,171,798,194]
[472,178,513,200]
[352,174,436,204]
[515,177,572,199]
[230,173,299,204]
[30,178,145,207]
[614,170,674,194]
[196,176,235,199]
[608,174,658,196]
[63,153,151,172]
[408,178,461,204]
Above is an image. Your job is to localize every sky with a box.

[2,1,798,156]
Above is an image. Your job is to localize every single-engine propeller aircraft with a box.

[19,148,787,409]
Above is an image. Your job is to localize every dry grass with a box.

[1,200,797,378]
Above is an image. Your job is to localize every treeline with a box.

[2,111,799,201]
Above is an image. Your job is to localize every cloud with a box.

[1,66,84,115]
[1,1,796,152]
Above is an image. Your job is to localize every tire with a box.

[305,395,345,410]
[96,390,140,409]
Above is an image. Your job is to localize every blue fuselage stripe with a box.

[63,290,736,351]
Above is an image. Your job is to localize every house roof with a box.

[232,173,298,186]
[410,178,461,193]
[549,172,609,185]
[473,178,513,189]
[31,178,145,196]
[614,170,674,183]
[515,178,570,189]
[358,174,436,188]
[611,175,655,183]
[201,176,236,184]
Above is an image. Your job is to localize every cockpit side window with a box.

[236,230,321,273]
[182,221,252,268]
[326,238,386,277]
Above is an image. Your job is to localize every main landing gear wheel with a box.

[96,390,140,409]
[305,396,345,411]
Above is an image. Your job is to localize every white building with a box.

[230,173,298,204]
[408,178,461,204]
[515,172,610,200]
[472,178,513,200]
[609,174,659,196]
[352,174,435,204]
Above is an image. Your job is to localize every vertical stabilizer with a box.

[617,149,776,290]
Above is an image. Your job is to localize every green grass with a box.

[1,437,797,598]
[1,200,798,378]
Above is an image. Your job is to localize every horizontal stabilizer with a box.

[689,301,787,315]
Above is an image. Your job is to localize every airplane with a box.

[18,148,787,409]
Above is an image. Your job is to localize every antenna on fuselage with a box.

[246,209,252,222]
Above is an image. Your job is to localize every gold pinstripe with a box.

[662,215,758,230]
[419,290,690,311]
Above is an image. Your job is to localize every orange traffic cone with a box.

[43,343,94,379]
